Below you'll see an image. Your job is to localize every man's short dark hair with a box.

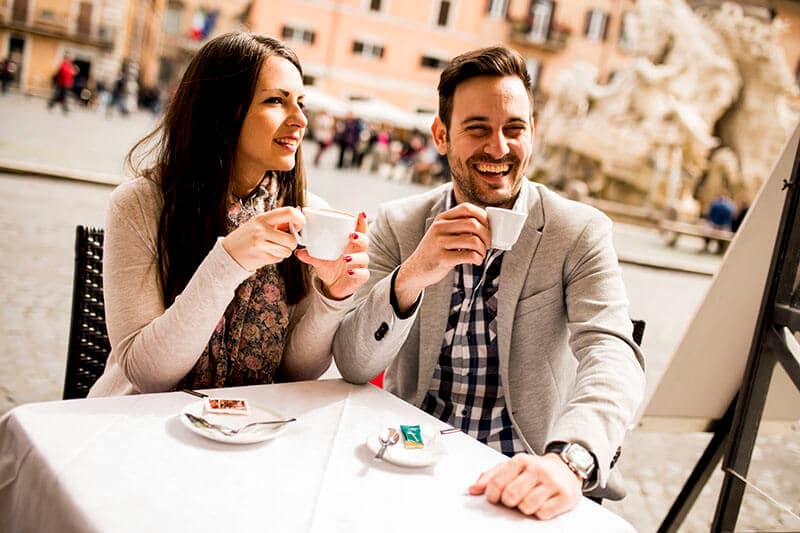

[437,46,534,129]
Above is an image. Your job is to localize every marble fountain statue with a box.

[530,0,799,216]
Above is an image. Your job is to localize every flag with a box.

[189,8,218,41]
[189,8,205,40]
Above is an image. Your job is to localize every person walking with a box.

[0,57,17,94]
[47,53,77,113]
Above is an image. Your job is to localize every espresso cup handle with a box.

[290,223,306,247]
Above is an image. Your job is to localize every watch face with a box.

[565,444,594,472]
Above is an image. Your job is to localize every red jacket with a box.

[56,59,75,88]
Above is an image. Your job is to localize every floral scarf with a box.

[180,175,290,389]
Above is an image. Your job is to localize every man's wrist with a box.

[546,442,598,491]
[392,265,422,317]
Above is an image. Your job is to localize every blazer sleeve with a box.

[333,204,420,383]
[548,212,646,490]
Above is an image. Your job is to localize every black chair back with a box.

[631,319,646,347]
[63,226,110,399]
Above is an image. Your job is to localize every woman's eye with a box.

[265,97,282,104]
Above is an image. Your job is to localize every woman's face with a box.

[234,56,307,180]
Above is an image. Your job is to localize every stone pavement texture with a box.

[1,94,798,531]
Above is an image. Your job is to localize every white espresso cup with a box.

[291,207,356,260]
[486,207,528,251]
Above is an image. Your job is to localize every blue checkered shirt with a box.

[420,242,526,457]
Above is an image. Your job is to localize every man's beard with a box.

[447,146,525,207]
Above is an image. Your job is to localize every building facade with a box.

[245,0,641,113]
[0,0,167,96]
[247,0,800,115]
[156,0,250,87]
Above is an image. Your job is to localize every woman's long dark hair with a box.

[128,32,309,307]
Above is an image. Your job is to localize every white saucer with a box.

[180,400,291,444]
[366,425,444,467]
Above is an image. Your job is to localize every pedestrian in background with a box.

[47,52,77,113]
[106,73,129,117]
[311,110,335,166]
[0,56,17,94]
[88,32,370,397]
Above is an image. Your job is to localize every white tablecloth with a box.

[0,379,635,532]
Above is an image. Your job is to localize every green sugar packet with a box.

[400,425,424,449]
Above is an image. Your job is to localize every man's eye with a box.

[504,126,526,136]
[466,126,488,135]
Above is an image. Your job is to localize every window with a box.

[618,11,635,50]
[420,55,448,69]
[282,25,316,45]
[486,0,507,19]
[352,39,385,59]
[584,9,609,42]
[796,59,800,88]
[368,0,383,12]
[526,58,541,91]
[163,6,181,34]
[529,1,553,43]
[436,0,452,27]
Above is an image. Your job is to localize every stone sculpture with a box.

[531,0,799,213]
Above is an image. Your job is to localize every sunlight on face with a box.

[432,75,533,208]
[234,56,307,189]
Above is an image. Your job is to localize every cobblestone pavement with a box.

[1,94,798,532]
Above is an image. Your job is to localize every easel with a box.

[658,132,800,531]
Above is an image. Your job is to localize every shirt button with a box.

[374,322,389,341]
[461,408,468,416]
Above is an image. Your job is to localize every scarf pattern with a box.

[180,176,290,389]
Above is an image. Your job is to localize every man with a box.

[333,47,644,519]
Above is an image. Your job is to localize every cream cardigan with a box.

[89,177,353,397]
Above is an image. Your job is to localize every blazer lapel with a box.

[415,193,453,406]
[496,183,544,383]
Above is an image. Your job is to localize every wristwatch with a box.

[547,442,597,486]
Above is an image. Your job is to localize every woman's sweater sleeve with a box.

[101,180,252,393]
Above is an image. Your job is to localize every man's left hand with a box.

[468,453,582,520]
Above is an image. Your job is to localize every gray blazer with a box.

[333,181,645,499]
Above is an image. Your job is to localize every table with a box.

[0,379,635,532]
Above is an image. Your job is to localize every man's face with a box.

[432,75,533,208]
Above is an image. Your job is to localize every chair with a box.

[63,226,110,399]
[369,319,646,388]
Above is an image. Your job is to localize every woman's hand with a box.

[295,211,370,300]
[221,206,305,272]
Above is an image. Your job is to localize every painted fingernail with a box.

[347,269,355,275]
[359,211,367,219]
[344,255,352,263]
[351,233,359,239]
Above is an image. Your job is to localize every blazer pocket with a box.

[516,283,564,317]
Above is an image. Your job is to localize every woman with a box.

[89,33,369,396]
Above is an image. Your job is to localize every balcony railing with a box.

[509,19,570,51]
[0,18,116,50]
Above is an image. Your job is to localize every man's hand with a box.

[222,207,305,272]
[295,211,370,300]
[394,203,490,313]
[468,453,583,520]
